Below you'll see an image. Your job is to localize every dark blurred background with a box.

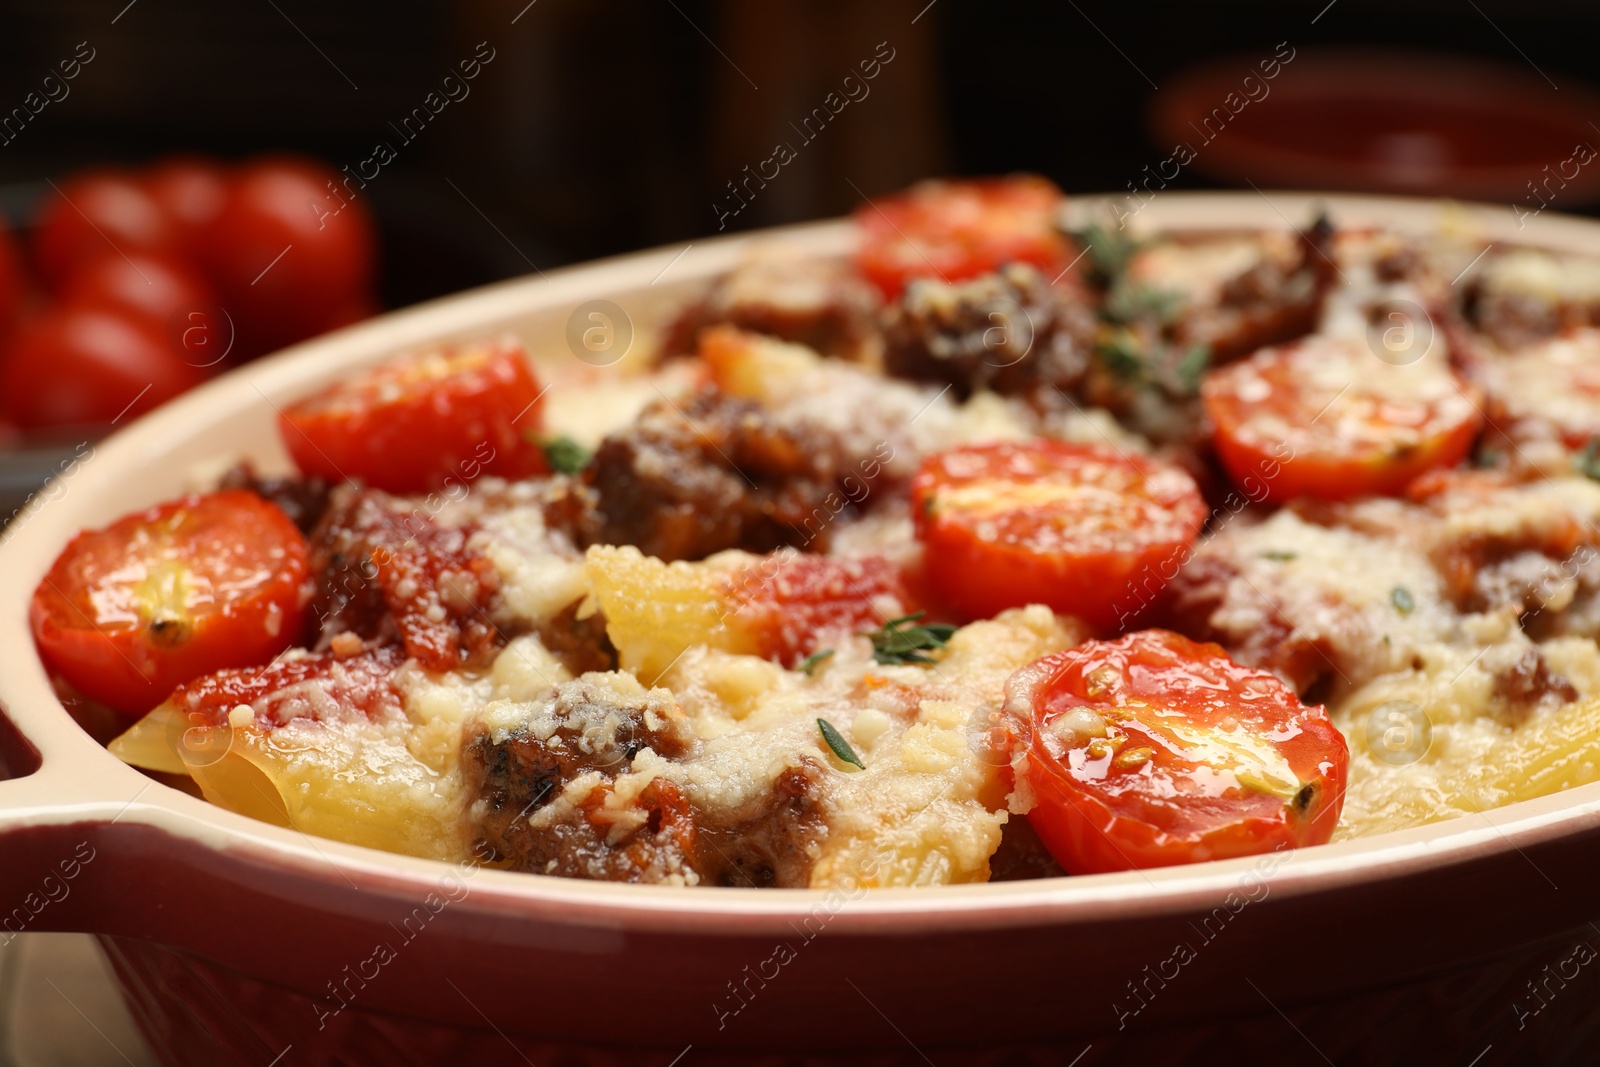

[2,0,1599,308]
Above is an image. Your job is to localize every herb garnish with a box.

[864,611,956,666]
[1067,224,1140,286]
[817,718,865,769]
[1173,344,1211,395]
[1105,282,1185,326]
[541,435,591,475]
[1391,586,1415,615]
[1096,330,1150,387]
[1260,550,1297,562]
[797,649,834,676]
[1579,437,1600,482]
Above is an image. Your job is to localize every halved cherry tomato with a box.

[723,552,915,667]
[911,440,1206,629]
[0,305,206,428]
[855,175,1071,299]
[1007,629,1348,872]
[278,337,548,493]
[1202,334,1483,502]
[33,171,181,290]
[60,252,214,330]
[31,491,312,716]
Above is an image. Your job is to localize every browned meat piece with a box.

[880,263,1096,400]
[1491,648,1579,726]
[692,761,826,888]
[534,600,617,675]
[1173,213,1337,363]
[308,485,508,671]
[463,677,698,882]
[662,256,879,362]
[987,817,1066,882]
[1410,471,1595,617]
[581,387,867,560]
[462,676,826,886]
[1157,552,1341,697]
[218,461,332,534]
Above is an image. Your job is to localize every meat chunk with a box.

[582,387,869,560]
[1158,551,1342,696]
[662,255,879,362]
[1491,648,1579,725]
[1463,248,1600,350]
[462,674,827,886]
[308,486,507,671]
[1174,214,1337,363]
[692,760,827,888]
[218,461,331,534]
[464,674,696,882]
[881,263,1096,400]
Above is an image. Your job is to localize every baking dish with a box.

[3,193,1600,1065]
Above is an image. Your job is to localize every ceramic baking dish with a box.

[3,193,1599,1066]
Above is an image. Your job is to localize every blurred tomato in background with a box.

[0,152,377,438]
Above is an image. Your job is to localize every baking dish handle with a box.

[0,700,152,931]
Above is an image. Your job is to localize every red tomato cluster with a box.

[0,155,376,431]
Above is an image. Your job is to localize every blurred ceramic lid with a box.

[1149,48,1600,203]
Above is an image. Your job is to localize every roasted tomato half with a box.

[278,337,548,493]
[1202,334,1483,502]
[1006,629,1348,873]
[911,439,1206,629]
[31,491,311,715]
[855,175,1071,299]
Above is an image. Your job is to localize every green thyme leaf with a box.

[1579,438,1600,482]
[1067,224,1140,286]
[1260,550,1297,562]
[1096,330,1150,387]
[541,435,591,475]
[1174,344,1211,395]
[1472,448,1502,470]
[797,649,834,676]
[1391,586,1415,615]
[863,611,957,666]
[1105,282,1185,326]
[817,718,865,769]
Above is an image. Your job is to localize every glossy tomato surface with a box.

[278,338,547,493]
[911,440,1206,629]
[0,305,204,428]
[855,175,1071,299]
[30,491,312,715]
[34,171,180,290]
[1202,335,1483,502]
[60,252,214,330]
[1007,629,1349,873]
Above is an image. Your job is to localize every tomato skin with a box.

[723,552,915,666]
[30,491,312,716]
[143,156,229,262]
[1202,337,1484,502]
[1008,629,1348,873]
[60,252,214,329]
[0,305,205,428]
[278,337,548,493]
[0,216,23,331]
[34,171,181,290]
[855,175,1070,300]
[204,156,375,353]
[911,440,1206,630]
